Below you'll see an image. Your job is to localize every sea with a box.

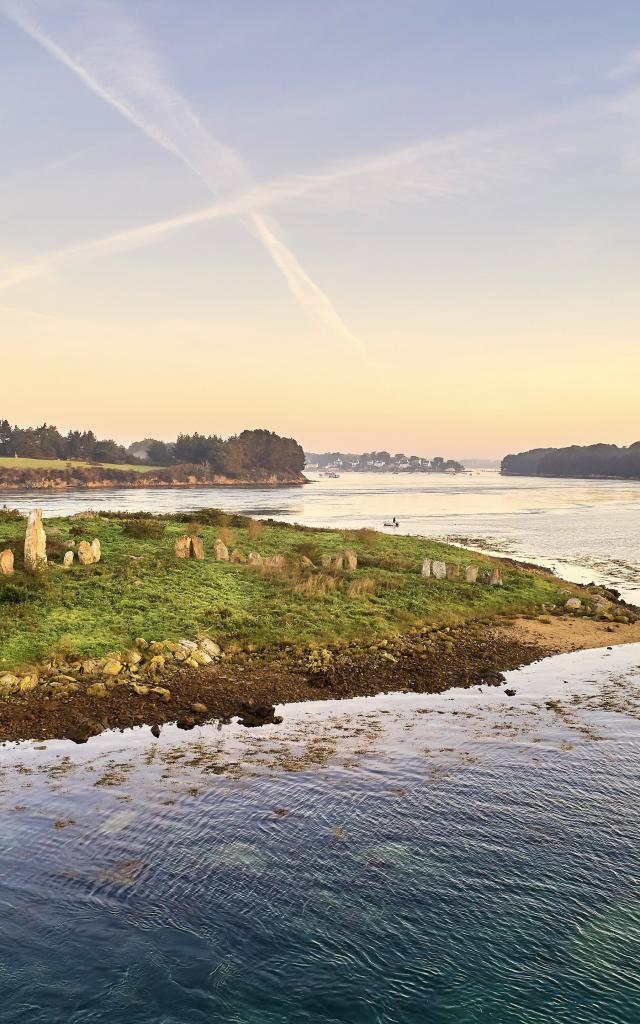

[1,471,639,1023]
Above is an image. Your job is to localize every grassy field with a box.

[0,510,574,670]
[0,457,159,473]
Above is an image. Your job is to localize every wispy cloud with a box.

[0,0,364,353]
[606,47,640,81]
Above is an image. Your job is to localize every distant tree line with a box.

[0,420,305,477]
[306,450,465,473]
[501,442,640,480]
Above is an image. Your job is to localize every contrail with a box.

[1,0,364,353]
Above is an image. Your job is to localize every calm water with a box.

[3,470,640,599]
[1,473,640,1022]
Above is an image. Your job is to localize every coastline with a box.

[2,615,639,746]
[0,473,308,491]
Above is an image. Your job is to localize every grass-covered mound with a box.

[0,509,578,672]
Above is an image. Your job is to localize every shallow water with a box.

[1,646,640,1023]
[2,470,639,599]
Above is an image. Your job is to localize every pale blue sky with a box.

[1,1,639,456]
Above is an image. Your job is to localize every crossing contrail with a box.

[1,0,364,353]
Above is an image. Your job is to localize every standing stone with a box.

[248,551,263,567]
[63,550,74,568]
[421,558,431,578]
[489,569,503,587]
[175,535,191,559]
[333,553,344,571]
[24,509,47,572]
[432,561,446,579]
[343,549,358,571]
[90,538,101,563]
[77,540,94,565]
[446,563,459,580]
[214,539,229,561]
[465,564,479,583]
[0,549,14,575]
[230,548,245,563]
[190,536,205,561]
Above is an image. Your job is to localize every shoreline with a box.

[2,616,639,746]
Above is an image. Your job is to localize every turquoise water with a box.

[1,647,639,1023]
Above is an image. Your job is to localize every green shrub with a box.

[0,506,23,522]
[121,518,166,539]
[0,584,29,604]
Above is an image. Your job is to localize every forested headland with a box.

[501,442,640,480]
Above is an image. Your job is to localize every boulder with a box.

[421,558,431,578]
[489,569,503,587]
[77,540,94,565]
[63,550,74,567]
[432,560,446,579]
[148,654,165,675]
[343,549,358,571]
[465,565,479,583]
[0,549,14,575]
[175,535,191,558]
[24,509,47,572]
[190,536,205,560]
[214,539,229,561]
[191,649,212,666]
[199,638,221,658]
[102,659,122,676]
[90,538,101,563]
[0,673,20,697]
[248,551,263,567]
[86,682,108,698]
[230,548,245,563]
[565,597,582,610]
[446,563,459,580]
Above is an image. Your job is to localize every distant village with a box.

[305,451,465,474]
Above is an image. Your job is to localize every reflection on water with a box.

[2,470,640,599]
[1,646,639,1023]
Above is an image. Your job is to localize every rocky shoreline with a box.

[2,616,639,746]
[0,471,307,490]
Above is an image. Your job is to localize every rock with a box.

[432,561,446,580]
[24,509,47,572]
[465,565,479,583]
[176,716,197,731]
[0,549,14,575]
[565,598,582,610]
[421,558,431,578]
[489,569,503,587]
[175,535,191,558]
[131,683,150,696]
[248,551,263,567]
[191,702,208,715]
[102,659,122,676]
[126,650,142,667]
[237,702,283,728]
[180,639,198,651]
[135,637,149,650]
[333,553,344,571]
[185,657,199,669]
[86,682,108,698]
[199,638,221,658]
[0,673,20,697]
[63,550,74,567]
[343,549,358,571]
[19,675,37,692]
[446,563,459,580]
[190,536,205,561]
[150,723,161,738]
[148,655,165,675]
[230,548,245,563]
[214,539,229,561]
[64,540,75,550]
[504,688,517,697]
[191,649,212,666]
[300,555,315,568]
[90,538,101,563]
[77,541,94,565]
[150,686,171,702]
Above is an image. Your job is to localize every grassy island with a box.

[0,509,637,743]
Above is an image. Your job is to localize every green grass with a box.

[0,457,160,473]
[0,512,573,670]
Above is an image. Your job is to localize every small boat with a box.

[383,520,400,528]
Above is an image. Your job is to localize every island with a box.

[501,442,640,480]
[305,450,465,473]
[0,507,637,744]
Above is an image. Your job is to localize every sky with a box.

[1,0,639,459]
